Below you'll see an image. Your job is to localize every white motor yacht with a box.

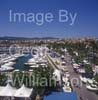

[86,84,98,91]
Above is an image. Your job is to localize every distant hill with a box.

[0,36,59,40]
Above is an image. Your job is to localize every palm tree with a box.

[85,64,93,77]
[32,65,56,95]
[94,74,98,83]
[0,73,7,86]
[12,71,30,88]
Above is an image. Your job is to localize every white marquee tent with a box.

[0,84,33,98]
[0,83,17,96]
[15,84,33,98]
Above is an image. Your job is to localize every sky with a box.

[0,0,98,38]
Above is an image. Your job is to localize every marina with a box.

[0,0,98,99]
[0,41,98,100]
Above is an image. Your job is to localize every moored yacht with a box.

[86,84,98,91]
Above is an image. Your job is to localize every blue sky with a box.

[0,0,98,38]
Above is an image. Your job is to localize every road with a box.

[46,53,98,100]
[65,54,98,100]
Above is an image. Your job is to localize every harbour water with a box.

[13,54,32,71]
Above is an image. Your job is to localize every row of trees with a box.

[47,40,98,65]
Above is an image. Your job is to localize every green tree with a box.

[0,73,7,86]
[94,74,98,83]
[85,64,93,75]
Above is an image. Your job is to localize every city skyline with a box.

[0,0,98,38]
